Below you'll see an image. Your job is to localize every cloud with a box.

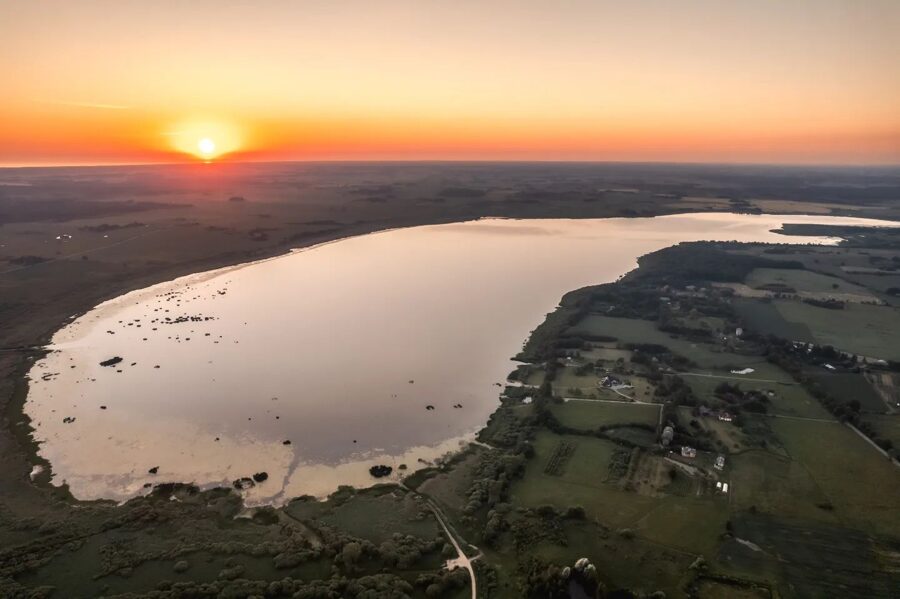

[34,99,130,110]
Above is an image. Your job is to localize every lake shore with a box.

[11,209,900,510]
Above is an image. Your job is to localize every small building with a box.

[721,483,729,494]
[730,367,754,375]
[661,425,674,447]
[823,363,836,371]
[714,455,725,470]
[718,411,733,423]
[735,327,743,337]
[681,446,697,458]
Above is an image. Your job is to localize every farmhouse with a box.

[681,446,697,458]
[718,411,733,422]
[599,375,631,389]
[714,455,725,470]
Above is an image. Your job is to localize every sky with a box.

[1,0,898,166]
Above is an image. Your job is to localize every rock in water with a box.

[233,477,255,490]
[369,465,392,478]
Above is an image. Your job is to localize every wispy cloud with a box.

[34,99,130,110]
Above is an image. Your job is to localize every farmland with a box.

[745,267,877,300]
[736,298,900,360]
[769,418,900,536]
[549,400,660,431]
[568,314,743,368]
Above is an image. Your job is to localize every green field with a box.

[677,406,752,452]
[680,362,833,420]
[632,495,729,556]
[736,298,900,360]
[811,371,887,413]
[734,298,814,343]
[549,400,660,431]
[569,314,747,368]
[509,431,657,528]
[746,267,874,297]
[314,489,439,544]
[509,431,728,554]
[551,364,601,395]
[727,414,900,538]
[769,418,900,536]
[581,346,633,362]
[860,414,900,448]
[728,450,838,524]
[533,521,694,597]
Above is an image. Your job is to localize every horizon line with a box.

[2,157,899,171]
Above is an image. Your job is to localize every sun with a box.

[198,137,216,158]
[167,119,243,160]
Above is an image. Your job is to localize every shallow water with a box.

[24,213,899,504]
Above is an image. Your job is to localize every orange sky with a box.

[1,1,899,166]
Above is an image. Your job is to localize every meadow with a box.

[860,414,900,447]
[549,400,660,431]
[745,267,875,298]
[568,314,746,368]
[736,298,900,360]
[769,418,900,536]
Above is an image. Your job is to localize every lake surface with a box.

[24,213,898,504]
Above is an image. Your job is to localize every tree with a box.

[341,541,362,571]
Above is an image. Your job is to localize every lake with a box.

[24,212,898,504]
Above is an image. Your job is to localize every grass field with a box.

[550,400,660,431]
[509,431,658,528]
[770,418,900,536]
[734,298,814,343]
[633,495,729,555]
[728,449,839,525]
[533,520,695,597]
[509,431,728,554]
[680,362,833,420]
[315,489,439,544]
[778,301,900,360]
[605,426,659,447]
[811,371,886,413]
[722,512,899,598]
[677,406,751,452]
[860,414,900,448]
[551,364,601,395]
[569,315,747,368]
[737,298,900,360]
[581,346,633,362]
[746,267,875,299]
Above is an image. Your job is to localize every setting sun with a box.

[163,119,244,161]
[198,137,216,158]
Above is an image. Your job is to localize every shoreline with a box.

[2,213,474,507]
[13,210,900,508]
